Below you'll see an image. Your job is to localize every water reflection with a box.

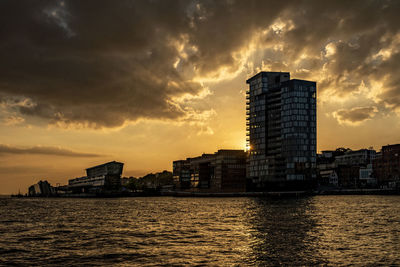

[0,196,399,265]
[245,197,327,265]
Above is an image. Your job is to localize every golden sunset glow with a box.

[1,1,400,194]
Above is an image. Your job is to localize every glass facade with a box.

[246,72,317,189]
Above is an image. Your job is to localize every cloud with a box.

[3,115,25,126]
[0,0,204,128]
[0,144,103,157]
[0,165,49,174]
[333,106,378,126]
[0,0,400,128]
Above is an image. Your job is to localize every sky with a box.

[1,0,400,194]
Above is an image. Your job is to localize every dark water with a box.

[0,196,399,266]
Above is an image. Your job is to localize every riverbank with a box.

[163,188,399,197]
[315,188,399,195]
[11,188,400,198]
[162,191,309,197]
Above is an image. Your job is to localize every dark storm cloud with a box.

[0,0,399,128]
[0,144,102,157]
[0,0,198,127]
[268,0,400,100]
[333,106,378,125]
[367,51,400,110]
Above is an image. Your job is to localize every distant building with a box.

[173,160,191,189]
[321,150,334,158]
[359,164,376,187]
[173,150,247,192]
[188,153,215,189]
[28,180,54,196]
[335,149,376,166]
[335,149,376,188]
[121,177,130,186]
[68,161,124,193]
[319,169,339,187]
[213,150,247,191]
[54,185,70,195]
[317,151,339,187]
[337,165,363,188]
[246,71,317,190]
[373,144,400,188]
[316,148,377,188]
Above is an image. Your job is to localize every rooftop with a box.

[246,71,290,83]
[86,161,124,171]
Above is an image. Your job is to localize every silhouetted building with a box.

[246,71,317,190]
[373,144,400,188]
[28,180,54,196]
[173,150,247,192]
[317,148,377,188]
[335,149,376,166]
[68,161,124,193]
[189,153,215,189]
[337,165,362,188]
[213,150,247,191]
[317,151,338,187]
[121,177,130,186]
[173,160,191,189]
[54,185,70,195]
[359,164,376,187]
[335,149,376,188]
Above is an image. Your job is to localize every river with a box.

[1,196,399,266]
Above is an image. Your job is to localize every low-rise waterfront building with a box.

[188,153,215,189]
[173,149,247,192]
[28,180,55,196]
[335,149,376,166]
[316,150,340,187]
[317,148,377,188]
[68,161,124,193]
[173,160,191,190]
[319,169,339,187]
[121,177,131,187]
[373,144,400,188]
[335,149,376,188]
[359,164,376,187]
[337,165,362,188]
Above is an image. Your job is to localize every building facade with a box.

[173,160,191,189]
[68,161,124,193]
[28,180,54,196]
[213,150,247,191]
[335,149,376,166]
[317,148,377,188]
[246,72,316,190]
[188,154,215,189]
[373,144,400,188]
[335,149,376,188]
[173,150,247,192]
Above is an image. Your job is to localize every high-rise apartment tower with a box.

[246,72,316,190]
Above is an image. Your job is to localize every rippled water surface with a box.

[1,196,399,266]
